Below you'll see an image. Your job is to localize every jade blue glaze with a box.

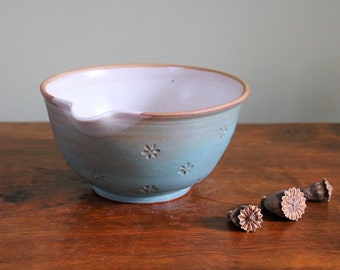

[41,64,249,203]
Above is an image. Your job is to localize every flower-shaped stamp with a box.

[141,144,160,160]
[91,169,106,182]
[218,125,228,139]
[140,185,159,193]
[178,162,194,176]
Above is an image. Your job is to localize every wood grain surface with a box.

[0,123,339,269]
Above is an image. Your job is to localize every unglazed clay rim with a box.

[40,64,250,118]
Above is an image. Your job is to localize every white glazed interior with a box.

[44,66,246,120]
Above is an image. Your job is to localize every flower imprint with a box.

[218,125,228,139]
[140,185,159,193]
[178,162,194,176]
[141,144,160,160]
[91,169,106,182]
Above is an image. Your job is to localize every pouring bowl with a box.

[40,64,249,203]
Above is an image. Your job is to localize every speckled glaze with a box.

[40,64,249,203]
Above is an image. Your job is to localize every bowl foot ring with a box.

[92,186,191,203]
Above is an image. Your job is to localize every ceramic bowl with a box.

[40,64,249,203]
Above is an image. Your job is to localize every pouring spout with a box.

[50,97,148,137]
[69,110,149,137]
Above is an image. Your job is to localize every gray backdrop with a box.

[1,0,339,123]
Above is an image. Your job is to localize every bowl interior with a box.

[43,65,247,119]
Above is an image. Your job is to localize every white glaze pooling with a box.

[45,66,244,120]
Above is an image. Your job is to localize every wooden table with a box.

[0,123,339,269]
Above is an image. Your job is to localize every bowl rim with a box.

[40,63,250,118]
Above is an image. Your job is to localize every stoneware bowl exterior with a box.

[40,64,249,203]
